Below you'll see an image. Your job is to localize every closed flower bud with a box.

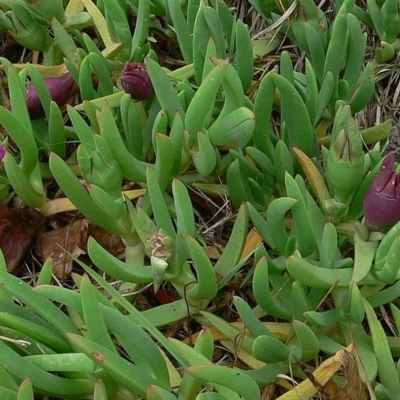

[7,5,52,51]
[25,73,75,119]
[0,144,5,162]
[24,0,65,24]
[363,152,400,228]
[77,135,122,199]
[120,62,154,101]
[325,109,364,205]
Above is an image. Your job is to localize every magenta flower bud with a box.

[25,73,75,119]
[0,144,5,162]
[120,62,154,101]
[363,152,400,228]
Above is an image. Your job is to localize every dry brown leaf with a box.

[277,345,369,399]
[36,219,89,278]
[36,220,126,278]
[203,245,222,260]
[240,227,263,260]
[88,224,125,258]
[261,384,276,400]
[0,206,43,273]
[331,347,369,400]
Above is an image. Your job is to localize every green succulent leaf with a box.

[253,335,290,363]
[365,300,400,394]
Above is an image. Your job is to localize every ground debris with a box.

[277,345,369,399]
[36,219,125,278]
[0,205,43,274]
[36,219,89,279]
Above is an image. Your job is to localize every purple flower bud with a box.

[120,62,154,101]
[0,143,5,162]
[25,73,75,119]
[363,152,400,228]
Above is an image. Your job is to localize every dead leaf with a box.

[261,384,276,400]
[277,345,369,399]
[36,219,89,278]
[36,220,126,278]
[331,347,369,400]
[0,206,43,273]
[88,224,125,258]
[240,227,263,260]
[203,245,221,260]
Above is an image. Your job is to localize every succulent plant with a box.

[0,1,398,399]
